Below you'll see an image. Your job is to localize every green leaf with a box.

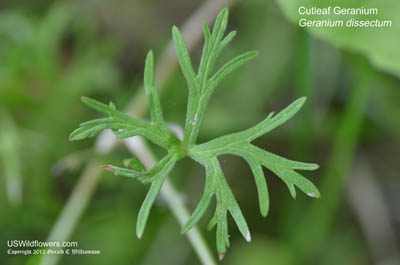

[80,97,145,126]
[102,165,146,180]
[217,210,229,259]
[70,97,178,149]
[227,195,250,242]
[137,177,165,239]
[210,159,250,243]
[199,8,229,88]
[254,147,319,171]
[207,51,258,95]
[80,96,113,115]
[286,183,297,199]
[236,145,320,198]
[216,209,228,257]
[241,154,269,217]
[124,157,146,172]
[241,97,306,142]
[70,8,321,257]
[248,146,320,198]
[212,7,229,44]
[207,213,217,231]
[217,30,237,54]
[70,121,137,141]
[198,22,212,80]
[69,123,109,141]
[136,153,178,238]
[232,144,319,199]
[271,164,320,198]
[181,170,214,233]
[191,97,307,154]
[189,157,250,255]
[172,26,197,94]
[144,50,165,125]
[187,96,319,254]
[79,117,110,127]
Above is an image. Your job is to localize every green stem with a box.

[292,29,313,158]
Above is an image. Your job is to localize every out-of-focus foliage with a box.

[0,111,22,206]
[0,2,120,206]
[1,0,399,265]
[276,0,400,76]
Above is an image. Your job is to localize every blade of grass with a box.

[289,57,373,261]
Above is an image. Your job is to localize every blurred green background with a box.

[1,0,399,265]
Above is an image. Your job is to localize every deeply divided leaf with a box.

[70,7,320,259]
